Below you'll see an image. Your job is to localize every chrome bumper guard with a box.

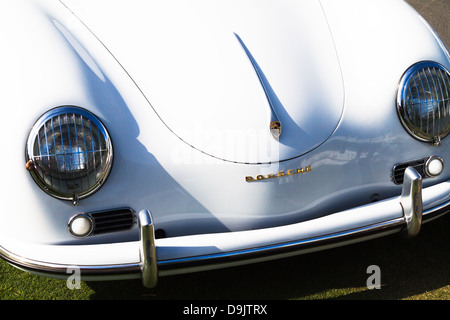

[401,167,423,237]
[138,210,158,288]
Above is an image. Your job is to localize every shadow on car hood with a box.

[61,0,344,164]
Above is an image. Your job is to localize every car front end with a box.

[0,0,449,288]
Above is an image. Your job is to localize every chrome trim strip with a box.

[423,199,450,218]
[0,217,405,279]
[159,198,450,272]
[157,218,405,270]
[0,243,141,276]
[1,198,449,280]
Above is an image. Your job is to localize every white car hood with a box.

[61,0,344,164]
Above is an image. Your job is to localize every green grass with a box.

[1,213,450,300]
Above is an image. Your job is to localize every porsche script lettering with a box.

[246,165,311,182]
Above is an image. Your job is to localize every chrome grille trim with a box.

[392,156,443,185]
[89,208,136,235]
[392,158,427,185]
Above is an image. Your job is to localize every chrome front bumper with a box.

[1,167,449,288]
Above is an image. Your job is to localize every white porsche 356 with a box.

[0,0,449,288]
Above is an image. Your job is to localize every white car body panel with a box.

[0,0,449,286]
[60,0,345,164]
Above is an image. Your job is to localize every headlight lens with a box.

[26,106,113,204]
[397,61,450,145]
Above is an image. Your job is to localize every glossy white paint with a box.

[61,0,345,164]
[0,0,449,281]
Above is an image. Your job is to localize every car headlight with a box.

[397,61,450,145]
[25,106,113,205]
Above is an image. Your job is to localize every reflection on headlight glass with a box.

[398,62,450,143]
[27,107,112,201]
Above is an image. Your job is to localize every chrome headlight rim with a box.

[396,61,450,145]
[25,106,113,204]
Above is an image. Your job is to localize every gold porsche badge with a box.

[246,165,311,182]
